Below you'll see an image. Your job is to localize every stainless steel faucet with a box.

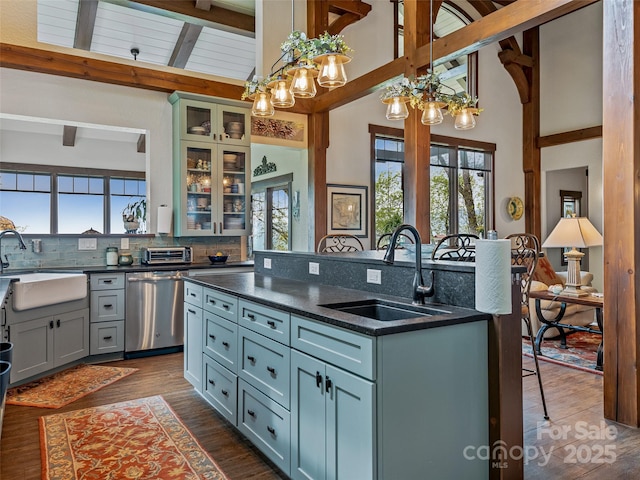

[0,229,28,274]
[382,224,435,305]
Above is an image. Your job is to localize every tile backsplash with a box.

[0,235,244,270]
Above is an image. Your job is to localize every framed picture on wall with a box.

[327,184,368,237]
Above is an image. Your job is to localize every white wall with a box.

[251,143,309,251]
[0,68,173,233]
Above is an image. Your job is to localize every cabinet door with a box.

[291,350,326,480]
[178,98,217,142]
[184,303,203,392]
[177,141,216,236]
[325,365,375,480]
[8,316,54,383]
[218,144,249,235]
[216,104,251,146]
[54,308,90,367]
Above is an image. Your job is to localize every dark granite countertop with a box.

[186,272,490,336]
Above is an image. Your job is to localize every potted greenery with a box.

[122,198,146,233]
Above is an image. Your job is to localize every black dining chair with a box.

[430,234,478,261]
[317,234,364,253]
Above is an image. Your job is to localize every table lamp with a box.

[542,216,603,297]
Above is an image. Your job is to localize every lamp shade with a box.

[542,217,603,248]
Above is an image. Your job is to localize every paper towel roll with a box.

[157,205,172,234]
[475,239,512,315]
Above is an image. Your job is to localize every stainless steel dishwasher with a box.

[125,270,184,356]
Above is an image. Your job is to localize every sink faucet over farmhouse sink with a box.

[0,229,27,274]
[382,224,435,305]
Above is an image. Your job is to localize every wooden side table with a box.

[528,290,603,370]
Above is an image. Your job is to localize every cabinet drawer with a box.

[238,379,291,476]
[184,281,203,308]
[90,273,125,290]
[239,300,290,345]
[203,313,237,373]
[203,288,238,322]
[203,354,238,426]
[90,290,125,322]
[291,315,375,380]
[240,327,290,408]
[90,320,124,355]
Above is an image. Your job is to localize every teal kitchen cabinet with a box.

[291,350,374,480]
[183,281,203,392]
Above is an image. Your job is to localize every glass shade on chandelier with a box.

[252,92,275,117]
[289,67,317,98]
[454,108,476,130]
[421,99,445,125]
[269,78,295,108]
[315,54,350,88]
[383,96,410,121]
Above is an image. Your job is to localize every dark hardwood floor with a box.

[1,353,639,479]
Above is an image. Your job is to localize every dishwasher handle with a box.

[127,274,183,283]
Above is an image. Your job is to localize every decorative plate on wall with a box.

[508,196,524,220]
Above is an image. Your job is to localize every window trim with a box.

[251,173,293,251]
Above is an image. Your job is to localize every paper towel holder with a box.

[157,204,172,235]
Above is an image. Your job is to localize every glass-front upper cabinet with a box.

[173,95,251,147]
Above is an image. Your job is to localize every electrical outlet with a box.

[120,237,130,250]
[367,269,382,284]
[264,258,272,269]
[309,262,320,275]
[78,238,97,250]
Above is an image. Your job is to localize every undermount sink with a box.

[9,273,88,311]
[319,299,451,321]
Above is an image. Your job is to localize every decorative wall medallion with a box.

[508,196,524,220]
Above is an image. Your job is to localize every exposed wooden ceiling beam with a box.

[315,0,598,112]
[74,0,98,50]
[129,0,255,33]
[169,23,203,69]
[328,1,372,19]
[137,133,146,153]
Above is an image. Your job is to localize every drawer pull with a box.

[188,309,196,314]
[266,366,276,375]
[49,320,54,329]
[222,304,230,310]
[247,409,256,417]
[103,335,112,340]
[222,341,230,348]
[267,320,276,329]
[325,376,333,393]
[247,313,256,320]
[56,319,61,328]
[221,389,229,397]
[208,379,215,386]
[316,371,322,388]
[267,426,276,435]
[209,334,216,340]
[103,279,113,284]
[104,304,113,308]
[247,355,256,363]
[190,292,196,297]
[208,299,216,305]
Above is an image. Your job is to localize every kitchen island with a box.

[184,269,491,480]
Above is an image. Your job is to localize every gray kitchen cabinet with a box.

[9,308,89,383]
[89,273,125,355]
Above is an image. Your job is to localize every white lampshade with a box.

[542,217,603,248]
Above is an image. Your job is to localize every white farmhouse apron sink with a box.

[9,273,87,311]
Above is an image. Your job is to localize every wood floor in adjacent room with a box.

[1,353,639,479]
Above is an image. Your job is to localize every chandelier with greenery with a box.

[380,73,482,130]
[242,30,352,117]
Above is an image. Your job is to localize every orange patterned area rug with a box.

[39,395,229,480]
[6,364,138,408]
